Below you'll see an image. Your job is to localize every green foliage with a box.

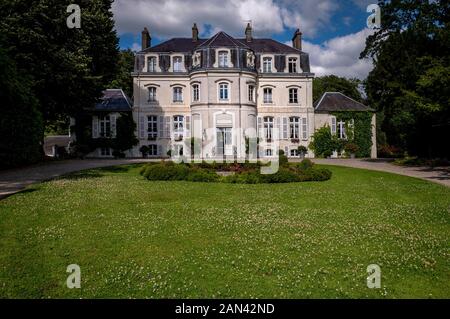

[361,0,450,158]
[141,161,332,184]
[297,145,308,156]
[313,75,362,103]
[309,126,339,158]
[332,112,373,158]
[344,143,359,155]
[111,112,138,153]
[109,49,135,98]
[0,47,43,167]
[278,150,289,167]
[139,145,149,157]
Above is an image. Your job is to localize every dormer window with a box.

[263,57,272,73]
[218,51,229,67]
[288,57,298,73]
[147,57,157,72]
[173,56,183,72]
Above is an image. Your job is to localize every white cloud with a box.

[301,28,374,79]
[112,0,339,39]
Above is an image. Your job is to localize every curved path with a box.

[0,158,448,200]
[310,158,450,187]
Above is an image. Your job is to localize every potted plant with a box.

[297,145,308,159]
[139,145,149,158]
[344,143,359,159]
[291,138,300,143]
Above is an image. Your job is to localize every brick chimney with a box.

[141,27,151,50]
[292,28,302,50]
[245,23,252,42]
[192,23,199,42]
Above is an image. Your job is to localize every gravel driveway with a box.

[0,158,448,200]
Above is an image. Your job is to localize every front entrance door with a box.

[217,127,233,157]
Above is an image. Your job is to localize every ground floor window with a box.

[148,144,157,156]
[290,149,298,157]
[100,147,111,156]
[265,148,273,156]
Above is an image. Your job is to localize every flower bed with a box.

[139,159,332,184]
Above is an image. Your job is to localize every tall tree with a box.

[109,49,135,98]
[313,75,362,103]
[0,0,119,125]
[361,0,449,157]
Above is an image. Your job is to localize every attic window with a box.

[288,57,297,73]
[218,51,228,67]
[173,56,183,72]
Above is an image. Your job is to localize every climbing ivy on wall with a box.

[331,111,373,157]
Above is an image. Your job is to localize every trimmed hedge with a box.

[140,160,332,184]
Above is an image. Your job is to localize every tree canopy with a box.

[313,75,362,103]
[361,0,449,158]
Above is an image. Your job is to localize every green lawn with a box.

[0,164,449,298]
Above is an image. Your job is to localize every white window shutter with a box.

[111,114,117,138]
[331,117,336,135]
[185,115,191,138]
[257,116,262,139]
[276,117,281,140]
[92,116,99,138]
[158,116,164,138]
[282,117,288,139]
[139,115,145,139]
[164,116,171,138]
[302,117,308,140]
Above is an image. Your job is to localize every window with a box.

[173,87,183,102]
[338,120,346,139]
[288,57,297,73]
[289,117,300,139]
[264,117,274,140]
[148,87,157,102]
[289,88,298,104]
[173,115,184,140]
[290,149,299,157]
[248,85,255,102]
[147,116,158,139]
[265,149,273,156]
[263,57,272,73]
[263,88,273,103]
[99,115,111,137]
[219,83,229,101]
[147,57,157,72]
[218,51,228,67]
[173,56,182,72]
[100,147,111,156]
[148,144,157,156]
[192,84,200,102]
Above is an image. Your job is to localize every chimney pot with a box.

[292,28,302,50]
[141,27,151,50]
[245,23,252,42]
[192,23,199,42]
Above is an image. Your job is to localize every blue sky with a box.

[112,0,375,79]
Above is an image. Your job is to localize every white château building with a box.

[85,24,376,159]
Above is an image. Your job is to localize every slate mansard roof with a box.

[136,31,311,73]
[94,89,132,112]
[314,92,374,113]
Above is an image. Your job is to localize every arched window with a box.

[192,84,200,102]
[289,88,298,104]
[173,87,183,102]
[219,82,229,101]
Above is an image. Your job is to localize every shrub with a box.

[139,145,149,157]
[297,158,314,170]
[144,163,189,181]
[186,169,219,182]
[260,168,300,183]
[297,145,308,156]
[278,149,289,167]
[344,143,359,155]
